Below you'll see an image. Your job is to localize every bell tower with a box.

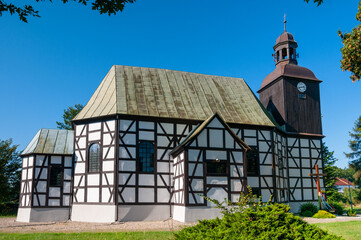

[258,21,322,135]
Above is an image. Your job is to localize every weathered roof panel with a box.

[21,129,74,156]
[73,65,275,127]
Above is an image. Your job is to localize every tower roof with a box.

[275,32,296,47]
[258,62,321,92]
[73,65,275,127]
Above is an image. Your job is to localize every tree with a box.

[346,116,361,184]
[304,0,323,6]
[322,142,345,202]
[56,104,84,130]
[337,2,361,82]
[0,0,135,23]
[323,142,338,188]
[0,139,21,203]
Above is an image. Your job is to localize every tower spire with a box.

[283,14,287,32]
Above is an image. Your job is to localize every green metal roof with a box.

[21,129,74,156]
[74,65,275,126]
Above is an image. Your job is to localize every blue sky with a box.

[1,0,360,168]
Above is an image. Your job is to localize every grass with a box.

[316,221,361,240]
[0,231,174,240]
[0,215,15,218]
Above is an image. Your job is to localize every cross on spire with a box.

[284,14,287,32]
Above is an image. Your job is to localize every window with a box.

[207,161,227,176]
[247,146,259,176]
[251,187,261,197]
[280,189,285,198]
[138,141,155,173]
[50,165,62,187]
[88,143,101,173]
[282,48,288,59]
[278,150,284,178]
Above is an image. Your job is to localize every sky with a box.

[1,0,360,168]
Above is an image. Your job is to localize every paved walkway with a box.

[1,215,361,233]
[0,217,194,233]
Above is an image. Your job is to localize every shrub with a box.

[175,189,342,240]
[330,202,344,215]
[347,209,357,216]
[299,202,318,215]
[313,210,336,218]
[301,210,313,217]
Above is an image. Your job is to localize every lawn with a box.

[316,221,361,240]
[0,231,174,240]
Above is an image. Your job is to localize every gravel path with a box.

[0,218,194,233]
[1,215,361,233]
[303,215,361,224]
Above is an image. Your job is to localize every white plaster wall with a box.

[173,206,222,223]
[71,205,116,223]
[118,205,171,221]
[17,208,69,222]
[16,208,31,222]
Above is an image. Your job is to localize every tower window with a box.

[290,48,294,59]
[299,93,306,99]
[50,165,62,187]
[88,143,101,173]
[282,48,287,59]
[247,146,259,176]
[138,141,155,173]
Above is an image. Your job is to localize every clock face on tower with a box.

[297,82,307,93]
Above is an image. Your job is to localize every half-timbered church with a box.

[17,27,325,223]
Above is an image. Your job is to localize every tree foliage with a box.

[338,1,361,82]
[0,139,21,203]
[0,0,135,23]
[56,104,84,130]
[346,116,361,182]
[303,0,324,6]
[323,142,338,188]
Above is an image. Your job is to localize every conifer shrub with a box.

[301,210,313,217]
[175,189,343,240]
[330,202,344,215]
[313,210,336,218]
[299,202,318,216]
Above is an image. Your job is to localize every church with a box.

[16,26,325,223]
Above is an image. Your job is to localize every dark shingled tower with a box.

[258,22,322,136]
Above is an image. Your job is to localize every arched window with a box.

[88,143,100,173]
[138,141,155,173]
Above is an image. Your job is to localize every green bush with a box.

[327,189,346,203]
[299,202,318,215]
[301,210,313,217]
[343,188,361,205]
[347,209,357,216]
[175,189,342,240]
[313,210,336,218]
[330,202,344,215]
